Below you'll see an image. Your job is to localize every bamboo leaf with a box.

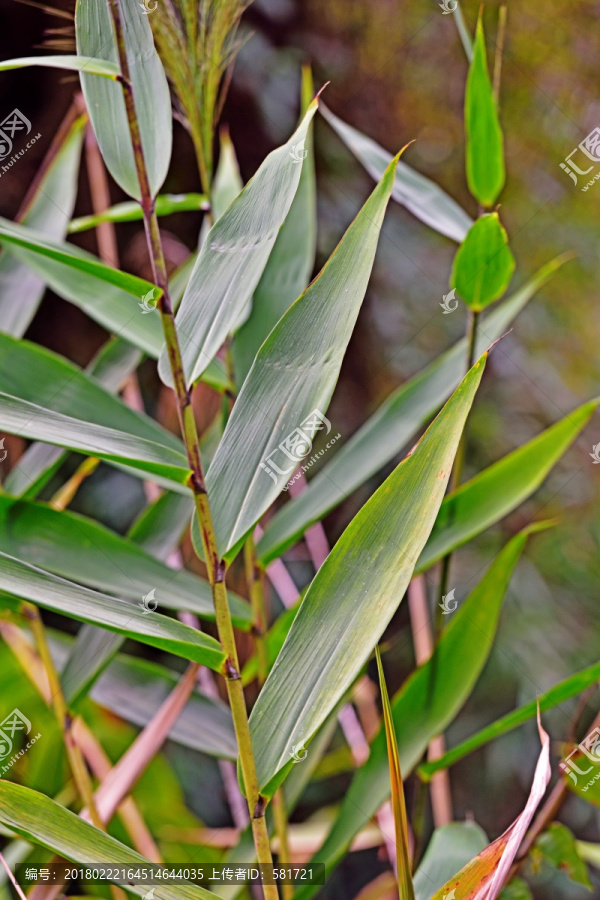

[158,101,319,387]
[0,115,85,337]
[450,213,515,311]
[232,67,318,384]
[0,55,120,77]
[0,496,251,630]
[418,660,600,781]
[75,0,172,200]
[430,722,550,900]
[0,217,164,357]
[248,355,486,797]
[0,334,191,489]
[416,398,599,574]
[465,18,505,207]
[376,646,414,900]
[321,103,473,242]
[293,524,544,900]
[413,823,488,900]
[0,552,225,669]
[0,782,219,900]
[206,153,400,558]
[256,256,570,565]
[68,193,209,233]
[211,131,244,221]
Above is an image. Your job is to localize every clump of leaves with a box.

[0,4,598,900]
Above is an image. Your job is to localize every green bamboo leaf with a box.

[49,634,238,759]
[451,213,515,311]
[256,256,570,565]
[293,523,544,900]
[3,337,142,499]
[0,217,164,357]
[232,67,318,384]
[465,18,505,206]
[211,130,244,221]
[68,193,209,233]
[0,782,220,900]
[0,115,85,336]
[414,823,488,900]
[532,823,591,888]
[248,355,486,797]
[0,496,251,629]
[127,491,195,560]
[0,552,224,670]
[415,398,599,574]
[75,0,172,200]
[418,660,600,780]
[0,391,191,488]
[158,101,319,387]
[321,103,473,242]
[0,334,191,489]
[206,154,400,558]
[0,55,120,77]
[376,646,415,900]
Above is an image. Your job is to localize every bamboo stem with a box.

[22,605,105,834]
[244,536,268,685]
[106,4,277,893]
[435,308,480,629]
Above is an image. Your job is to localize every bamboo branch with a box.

[106,4,277,892]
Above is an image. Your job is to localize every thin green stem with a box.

[435,308,480,633]
[23,605,105,834]
[106,4,277,893]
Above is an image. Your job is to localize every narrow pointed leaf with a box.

[0,115,85,336]
[413,823,488,900]
[376,646,414,900]
[207,154,400,558]
[0,782,219,900]
[256,256,569,565]
[3,337,142,499]
[416,398,599,573]
[0,217,164,357]
[158,102,319,386]
[248,355,486,796]
[430,722,550,900]
[294,524,544,900]
[0,552,224,669]
[0,335,191,488]
[0,55,120,77]
[465,18,505,206]
[75,0,172,199]
[211,131,244,221]
[451,213,515,311]
[321,103,473,242]
[69,193,209,232]
[419,660,600,780]
[232,68,318,384]
[0,496,251,629]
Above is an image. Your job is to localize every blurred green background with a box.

[0,1,599,897]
